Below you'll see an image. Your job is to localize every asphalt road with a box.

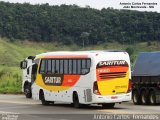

[0,95,159,120]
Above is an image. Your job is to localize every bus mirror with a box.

[20,60,27,69]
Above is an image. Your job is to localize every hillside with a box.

[0,38,160,93]
[0,2,160,94]
[1,38,160,66]
[0,1,160,46]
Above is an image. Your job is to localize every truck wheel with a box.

[24,84,32,98]
[39,91,50,105]
[141,90,148,105]
[149,91,156,105]
[132,91,141,105]
[102,103,115,109]
[73,92,81,108]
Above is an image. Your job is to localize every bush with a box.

[0,67,22,94]
[126,47,134,56]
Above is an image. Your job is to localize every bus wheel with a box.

[39,91,49,105]
[102,103,115,109]
[73,92,81,108]
[149,91,156,105]
[24,84,32,98]
[132,91,140,105]
[140,90,148,105]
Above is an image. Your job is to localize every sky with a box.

[1,0,160,13]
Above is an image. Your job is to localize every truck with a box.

[20,56,35,98]
[132,52,160,105]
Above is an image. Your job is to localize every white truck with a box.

[20,56,35,98]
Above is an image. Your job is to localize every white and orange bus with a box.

[21,50,132,108]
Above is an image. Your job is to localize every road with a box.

[0,95,159,120]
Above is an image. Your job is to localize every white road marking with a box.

[0,111,19,114]
[0,100,40,105]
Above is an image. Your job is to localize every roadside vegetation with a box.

[0,1,160,46]
[0,1,160,93]
[0,66,21,93]
[0,38,160,93]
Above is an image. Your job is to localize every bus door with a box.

[31,64,38,84]
[31,63,41,100]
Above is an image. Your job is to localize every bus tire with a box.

[24,83,32,98]
[132,90,141,105]
[102,103,115,109]
[39,90,50,105]
[73,92,81,108]
[140,90,149,105]
[149,91,156,105]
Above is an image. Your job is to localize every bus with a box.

[20,50,132,108]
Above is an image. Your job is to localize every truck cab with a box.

[20,56,35,98]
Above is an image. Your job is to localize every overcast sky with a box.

[1,0,160,13]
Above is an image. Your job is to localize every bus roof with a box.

[35,50,127,59]
[132,52,160,76]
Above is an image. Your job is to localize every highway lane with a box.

[0,95,159,120]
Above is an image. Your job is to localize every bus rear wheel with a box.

[73,92,81,108]
[24,83,32,98]
[102,103,115,109]
[39,91,50,105]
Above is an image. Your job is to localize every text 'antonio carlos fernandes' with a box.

[120,2,157,5]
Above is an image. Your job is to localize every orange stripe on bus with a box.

[62,75,80,86]
[96,66,129,81]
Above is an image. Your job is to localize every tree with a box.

[126,47,134,56]
[0,1,159,45]
[80,32,90,48]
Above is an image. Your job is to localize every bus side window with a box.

[52,60,56,74]
[81,59,91,75]
[77,59,81,74]
[68,59,73,74]
[60,59,64,74]
[86,59,91,68]
[73,59,77,74]
[64,59,69,74]
[31,64,38,83]
[40,59,45,74]
[82,59,86,69]
[81,59,87,75]
[47,59,52,73]
[55,60,60,74]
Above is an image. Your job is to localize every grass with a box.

[0,66,21,93]
[0,38,160,93]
